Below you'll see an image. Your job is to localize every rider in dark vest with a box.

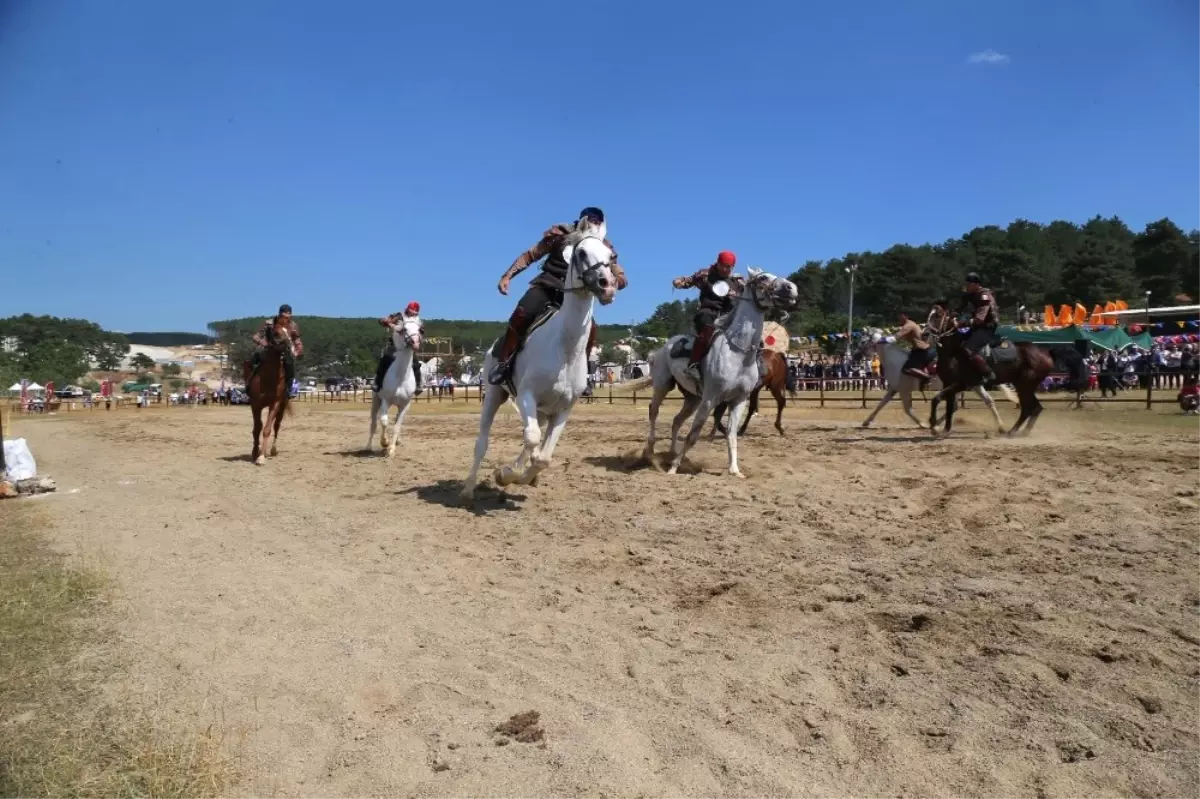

[672,251,739,382]
[250,304,303,387]
[490,207,627,386]
[374,301,424,395]
[956,272,999,384]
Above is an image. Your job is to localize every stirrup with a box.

[488,359,511,386]
[685,362,702,381]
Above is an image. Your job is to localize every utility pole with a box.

[845,262,859,357]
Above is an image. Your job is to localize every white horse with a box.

[367,316,422,457]
[461,235,618,501]
[639,269,798,477]
[860,328,941,429]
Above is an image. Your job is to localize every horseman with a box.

[375,301,425,395]
[490,207,627,385]
[250,304,303,387]
[897,310,936,383]
[956,272,999,384]
[672,250,740,382]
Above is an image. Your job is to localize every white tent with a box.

[7,383,21,391]
[26,382,43,390]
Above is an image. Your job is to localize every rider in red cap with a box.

[375,301,425,394]
[672,251,741,381]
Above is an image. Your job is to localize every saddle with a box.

[490,304,598,393]
[981,337,1019,367]
[669,336,768,383]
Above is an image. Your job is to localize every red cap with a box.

[716,251,736,267]
[406,301,420,314]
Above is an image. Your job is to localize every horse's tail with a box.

[622,347,660,392]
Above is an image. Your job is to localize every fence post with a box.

[608,382,613,404]
[632,389,637,405]
[861,379,867,409]
[1145,369,1154,410]
[819,377,825,409]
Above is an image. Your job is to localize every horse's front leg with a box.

[973,386,1007,435]
[496,392,540,487]
[668,397,714,475]
[270,404,284,456]
[523,408,573,484]
[387,401,408,458]
[257,405,276,464]
[725,398,749,478]
[251,404,264,463]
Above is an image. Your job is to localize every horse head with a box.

[267,319,295,358]
[744,268,799,312]
[391,317,423,352]
[563,235,617,305]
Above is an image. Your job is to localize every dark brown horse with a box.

[927,310,1055,437]
[243,320,294,464]
[713,349,788,437]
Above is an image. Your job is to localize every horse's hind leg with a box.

[643,382,671,463]
[772,387,786,436]
[863,389,895,429]
[668,395,700,461]
[668,397,714,475]
[974,386,1008,435]
[1021,394,1044,436]
[900,388,926,429]
[462,386,505,501]
[367,394,380,452]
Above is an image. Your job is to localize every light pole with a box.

[845,262,859,357]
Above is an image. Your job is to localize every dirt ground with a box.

[6,399,1199,798]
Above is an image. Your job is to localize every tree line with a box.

[208,316,633,379]
[635,215,1199,350]
[0,314,129,388]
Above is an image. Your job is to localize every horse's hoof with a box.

[666,465,679,475]
[528,475,540,487]
[386,448,396,459]
[730,470,746,479]
[460,488,475,503]
[254,455,266,466]
[494,466,513,486]
[860,422,871,429]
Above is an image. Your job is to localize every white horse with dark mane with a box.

[636,269,798,477]
[462,233,618,501]
[368,315,423,457]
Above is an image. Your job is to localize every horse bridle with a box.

[569,234,614,297]
[393,320,421,351]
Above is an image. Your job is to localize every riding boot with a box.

[687,327,714,381]
[969,352,995,384]
[412,359,423,395]
[374,353,394,392]
[489,309,527,386]
[282,351,296,390]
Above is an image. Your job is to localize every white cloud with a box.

[967,49,1011,65]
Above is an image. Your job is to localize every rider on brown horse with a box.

[250,304,303,387]
[672,250,740,382]
[490,207,628,386]
[375,301,425,395]
[956,273,999,384]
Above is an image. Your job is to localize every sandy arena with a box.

[7,400,1199,797]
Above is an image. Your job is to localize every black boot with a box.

[489,321,524,386]
[412,360,423,395]
[374,353,394,392]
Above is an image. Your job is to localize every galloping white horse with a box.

[461,235,618,501]
[367,316,422,457]
[860,328,941,429]
[639,268,798,477]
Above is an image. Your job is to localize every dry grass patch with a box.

[0,502,234,798]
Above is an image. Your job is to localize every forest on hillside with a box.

[208,316,632,378]
[5,214,1196,384]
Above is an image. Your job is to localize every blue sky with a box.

[1,0,1197,333]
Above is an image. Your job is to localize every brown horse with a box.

[927,310,1054,438]
[243,320,294,464]
[713,349,788,437]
